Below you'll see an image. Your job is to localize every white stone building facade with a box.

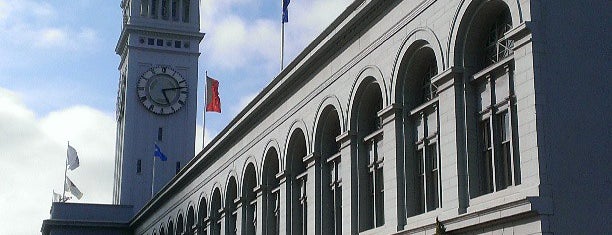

[42,0,611,234]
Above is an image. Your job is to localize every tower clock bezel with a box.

[137,66,188,115]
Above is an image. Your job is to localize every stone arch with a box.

[167,217,175,235]
[313,102,343,235]
[186,203,196,234]
[348,65,386,232]
[240,161,258,235]
[284,119,311,158]
[210,187,223,235]
[391,27,445,104]
[312,95,346,151]
[347,65,388,130]
[159,222,166,235]
[261,144,281,235]
[209,182,225,208]
[240,155,260,195]
[197,192,208,235]
[176,210,185,235]
[447,0,523,68]
[260,139,283,179]
[224,169,240,196]
[224,174,239,235]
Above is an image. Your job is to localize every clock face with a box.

[137,67,188,115]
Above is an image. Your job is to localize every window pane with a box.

[481,120,493,193]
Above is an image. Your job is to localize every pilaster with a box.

[432,67,466,215]
[336,131,357,235]
[254,186,264,235]
[377,104,404,232]
[276,171,288,235]
[304,153,319,235]
[234,198,243,235]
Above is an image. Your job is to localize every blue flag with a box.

[154,144,167,161]
[282,0,290,23]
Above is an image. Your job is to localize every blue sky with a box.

[0,0,352,234]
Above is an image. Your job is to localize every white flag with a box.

[67,144,80,170]
[52,191,62,202]
[65,177,83,199]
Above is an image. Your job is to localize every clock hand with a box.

[161,87,182,104]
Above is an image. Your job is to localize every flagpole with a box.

[203,70,207,150]
[62,141,69,202]
[280,8,285,71]
[151,147,156,197]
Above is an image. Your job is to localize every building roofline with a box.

[130,0,379,226]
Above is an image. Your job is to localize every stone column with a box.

[303,153,319,235]
[254,186,264,235]
[219,209,226,235]
[432,67,465,216]
[336,131,357,235]
[234,198,243,235]
[377,104,405,232]
[276,171,288,235]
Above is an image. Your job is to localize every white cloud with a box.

[0,87,116,235]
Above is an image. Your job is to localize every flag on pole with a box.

[154,143,168,161]
[282,0,291,23]
[206,76,221,113]
[67,144,80,170]
[65,177,83,199]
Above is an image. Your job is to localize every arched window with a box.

[187,207,195,235]
[210,189,222,235]
[352,79,384,231]
[286,129,307,235]
[168,220,174,235]
[242,163,257,235]
[225,177,238,235]
[197,197,208,235]
[460,1,521,198]
[160,224,166,235]
[315,106,342,235]
[400,45,442,216]
[176,214,184,235]
[262,148,280,235]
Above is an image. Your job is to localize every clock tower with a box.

[113,0,204,211]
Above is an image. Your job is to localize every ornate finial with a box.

[435,217,446,235]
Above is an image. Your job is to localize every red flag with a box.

[206,76,221,113]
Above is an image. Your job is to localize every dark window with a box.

[174,41,181,48]
[148,38,155,45]
[480,119,494,194]
[158,127,163,141]
[172,0,178,21]
[161,0,169,20]
[151,0,158,18]
[182,0,190,22]
[175,161,180,174]
[156,39,163,46]
[137,159,142,174]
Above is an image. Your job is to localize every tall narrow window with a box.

[151,0,158,18]
[403,49,441,216]
[355,81,383,232]
[171,0,178,21]
[182,0,190,22]
[141,0,149,16]
[175,161,181,174]
[161,0,169,20]
[158,127,163,141]
[480,119,494,193]
[496,111,512,190]
[137,159,142,174]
